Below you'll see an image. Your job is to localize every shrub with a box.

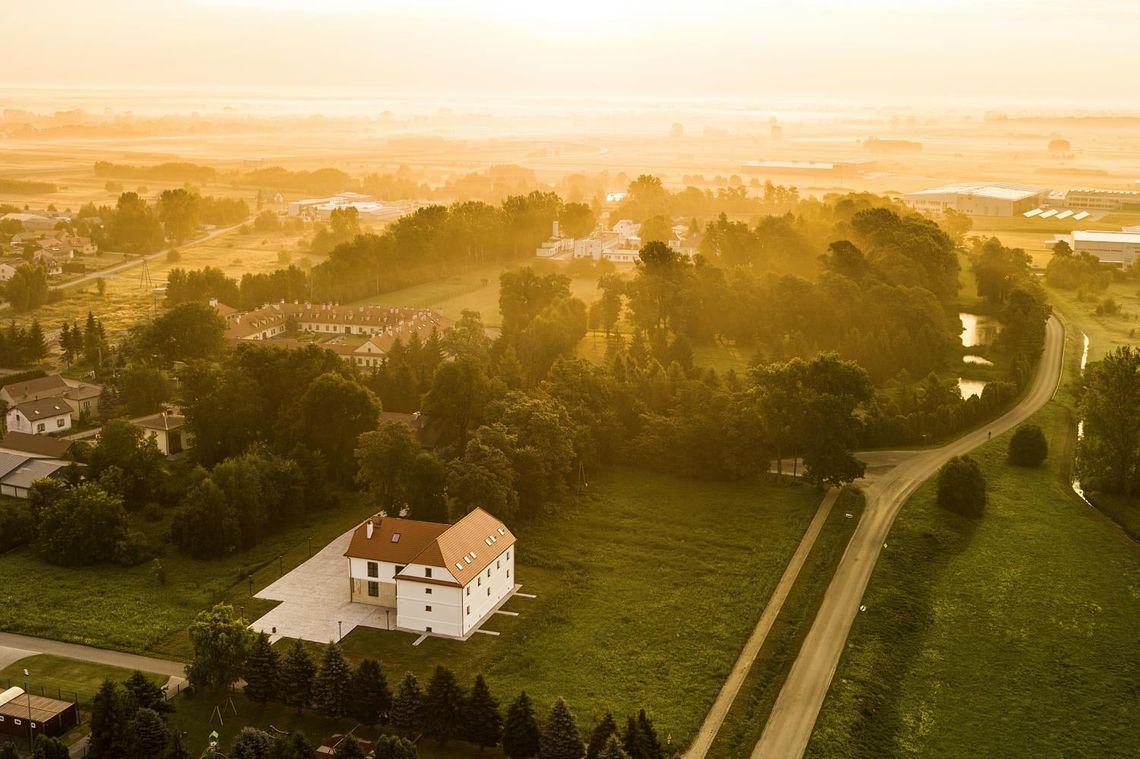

[936,455,986,517]
[1008,424,1048,467]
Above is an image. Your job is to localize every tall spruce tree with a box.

[540,698,584,759]
[0,742,18,759]
[586,712,619,759]
[503,691,541,759]
[424,665,466,745]
[87,679,138,759]
[278,639,317,714]
[243,632,280,704]
[635,710,662,759]
[165,731,192,759]
[464,674,503,750]
[123,670,172,714]
[391,672,426,738]
[230,727,272,759]
[131,707,170,758]
[621,717,647,759]
[312,642,353,718]
[597,736,630,759]
[349,658,391,725]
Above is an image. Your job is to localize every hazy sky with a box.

[3,1,1137,109]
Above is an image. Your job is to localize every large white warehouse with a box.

[904,183,1049,217]
[1048,230,1140,267]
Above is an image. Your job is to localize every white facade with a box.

[1049,230,1140,267]
[904,183,1049,217]
[344,509,517,639]
[6,407,71,435]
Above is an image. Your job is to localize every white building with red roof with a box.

[344,508,517,638]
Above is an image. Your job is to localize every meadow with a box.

[805,315,1140,758]
[0,654,166,706]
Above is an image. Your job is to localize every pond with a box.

[958,378,988,399]
[962,354,994,366]
[959,312,1002,348]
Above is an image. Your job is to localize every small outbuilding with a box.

[0,687,80,741]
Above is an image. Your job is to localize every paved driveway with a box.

[250,522,394,644]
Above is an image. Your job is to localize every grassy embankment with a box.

[160,468,825,753]
[0,655,165,705]
[705,489,864,758]
[805,312,1140,757]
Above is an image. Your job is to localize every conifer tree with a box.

[0,742,19,759]
[464,673,503,750]
[243,631,280,704]
[87,679,138,759]
[124,670,172,713]
[391,671,425,738]
[312,641,354,718]
[503,691,541,759]
[586,712,618,759]
[539,698,584,759]
[621,716,647,759]
[165,731,192,759]
[635,710,662,759]
[279,639,317,714]
[131,707,170,758]
[423,665,466,745]
[349,658,391,725]
[597,736,630,759]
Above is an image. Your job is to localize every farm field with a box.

[806,316,1140,758]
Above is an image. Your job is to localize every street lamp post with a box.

[338,620,343,641]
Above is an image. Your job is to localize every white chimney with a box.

[365,519,374,539]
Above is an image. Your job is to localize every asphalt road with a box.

[0,631,185,678]
[752,315,1065,759]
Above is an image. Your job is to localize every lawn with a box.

[204,467,823,754]
[0,499,374,659]
[806,318,1140,757]
[0,654,166,706]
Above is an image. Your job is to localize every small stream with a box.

[1072,333,1091,504]
[958,313,1001,398]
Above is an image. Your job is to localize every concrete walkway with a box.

[0,632,185,678]
[250,521,396,644]
[685,487,843,758]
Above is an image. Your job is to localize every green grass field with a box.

[706,489,864,759]
[0,654,166,705]
[806,317,1140,757]
[0,500,373,659]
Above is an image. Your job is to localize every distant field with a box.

[807,316,1140,758]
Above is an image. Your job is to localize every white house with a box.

[131,410,192,456]
[0,263,17,283]
[344,508,517,639]
[6,398,72,435]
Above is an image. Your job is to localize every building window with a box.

[467,605,471,615]
[367,561,378,578]
[487,568,491,578]
[426,626,432,632]
[425,567,432,578]
[36,423,45,433]
[506,550,510,560]
[425,605,432,612]
[466,587,470,596]
[425,588,432,595]
[477,577,481,587]
[507,569,511,578]
[367,581,379,597]
[56,418,65,428]
[487,588,490,596]
[497,560,501,570]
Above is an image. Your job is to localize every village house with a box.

[131,409,192,456]
[0,431,73,459]
[0,374,103,420]
[0,452,72,498]
[344,508,517,639]
[6,398,73,435]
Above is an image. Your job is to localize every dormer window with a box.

[390,533,401,543]
[425,568,432,578]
